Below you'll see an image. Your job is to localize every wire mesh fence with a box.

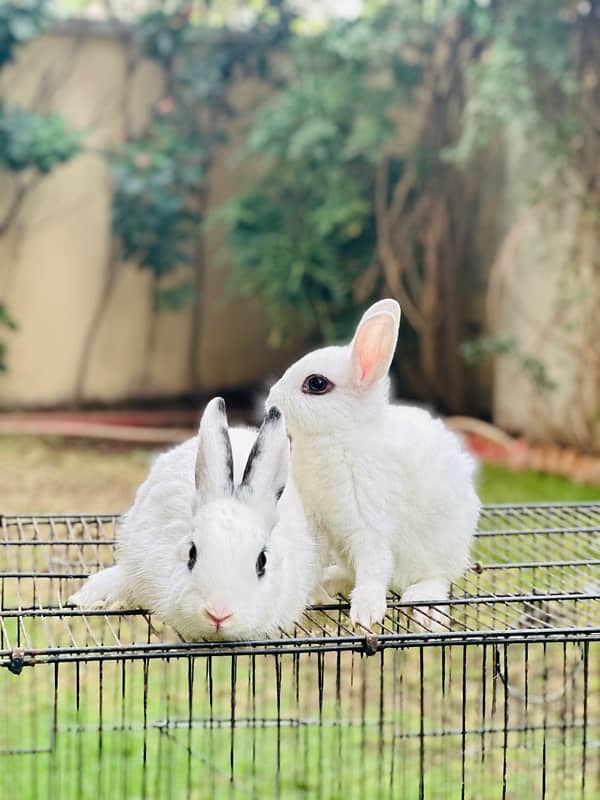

[1,503,599,799]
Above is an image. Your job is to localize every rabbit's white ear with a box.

[240,406,288,509]
[360,299,401,326]
[195,397,234,504]
[350,299,400,388]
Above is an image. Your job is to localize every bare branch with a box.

[0,176,30,236]
[374,159,424,331]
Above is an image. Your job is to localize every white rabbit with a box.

[267,299,480,629]
[68,398,318,640]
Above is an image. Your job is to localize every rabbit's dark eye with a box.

[187,543,197,571]
[302,374,334,395]
[256,549,267,578]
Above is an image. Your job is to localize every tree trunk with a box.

[72,245,122,406]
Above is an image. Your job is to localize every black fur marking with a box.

[256,548,267,578]
[187,542,197,571]
[241,436,261,486]
[275,486,284,502]
[221,425,234,493]
[265,406,281,423]
[216,397,227,414]
[241,410,285,498]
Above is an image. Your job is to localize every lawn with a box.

[1,434,598,799]
[2,637,595,799]
[0,435,150,513]
[0,435,598,515]
[478,462,600,503]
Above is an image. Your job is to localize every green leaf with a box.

[287,118,338,160]
[0,304,17,331]
[0,1,48,67]
[0,105,82,173]
[153,282,196,312]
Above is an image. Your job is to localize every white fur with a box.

[69,399,318,640]
[267,299,480,629]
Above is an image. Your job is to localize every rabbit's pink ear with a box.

[350,301,400,387]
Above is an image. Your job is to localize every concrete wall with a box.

[493,124,599,450]
[0,25,304,408]
[1,25,597,450]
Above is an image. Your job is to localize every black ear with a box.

[241,406,288,507]
[195,397,234,503]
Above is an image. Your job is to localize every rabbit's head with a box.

[166,398,291,640]
[267,299,401,436]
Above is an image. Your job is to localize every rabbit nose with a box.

[205,608,233,625]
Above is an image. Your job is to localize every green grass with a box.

[1,434,597,513]
[1,443,598,799]
[478,464,600,504]
[2,645,597,799]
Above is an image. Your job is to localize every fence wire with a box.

[1,503,599,799]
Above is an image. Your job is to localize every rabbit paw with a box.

[107,599,130,612]
[67,565,127,610]
[88,599,109,611]
[401,580,449,632]
[67,593,109,611]
[410,604,449,632]
[350,583,387,630]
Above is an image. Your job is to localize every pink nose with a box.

[205,609,233,625]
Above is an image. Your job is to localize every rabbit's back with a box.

[381,405,479,582]
[384,405,477,498]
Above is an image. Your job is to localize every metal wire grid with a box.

[3,640,598,798]
[1,503,599,799]
[1,503,599,668]
[1,503,600,665]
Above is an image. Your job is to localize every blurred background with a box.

[0,0,598,508]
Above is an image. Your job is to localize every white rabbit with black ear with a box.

[267,299,480,629]
[69,398,318,640]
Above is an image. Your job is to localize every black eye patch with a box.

[256,549,267,578]
[187,543,197,571]
[302,374,334,395]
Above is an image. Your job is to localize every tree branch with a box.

[0,175,31,236]
[374,158,424,331]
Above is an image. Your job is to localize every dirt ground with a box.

[1,433,598,516]
[0,435,155,514]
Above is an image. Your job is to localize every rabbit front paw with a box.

[409,604,449,632]
[401,579,449,632]
[350,583,387,630]
[67,593,106,610]
[67,565,127,610]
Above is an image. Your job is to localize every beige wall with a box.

[1,26,597,450]
[0,26,303,408]
[493,124,599,450]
